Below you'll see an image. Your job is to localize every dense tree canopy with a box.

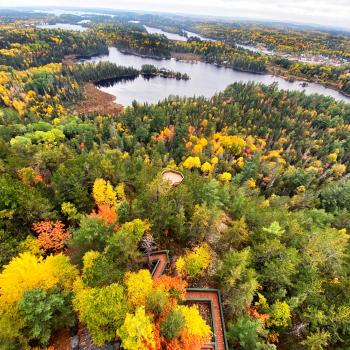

[1,11,350,350]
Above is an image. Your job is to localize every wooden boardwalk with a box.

[149,251,228,350]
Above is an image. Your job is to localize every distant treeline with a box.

[0,26,108,70]
[93,24,268,74]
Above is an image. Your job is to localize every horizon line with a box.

[1,5,350,33]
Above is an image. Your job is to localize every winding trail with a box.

[148,250,228,350]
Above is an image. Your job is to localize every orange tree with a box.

[32,220,70,253]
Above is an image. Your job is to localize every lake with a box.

[144,25,187,41]
[143,26,213,42]
[37,23,350,106]
[83,47,350,106]
[144,25,215,41]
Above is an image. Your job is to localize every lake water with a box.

[143,26,347,65]
[184,30,214,41]
[144,25,213,42]
[144,26,274,55]
[83,47,350,106]
[144,25,187,41]
[37,23,350,106]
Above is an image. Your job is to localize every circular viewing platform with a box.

[162,169,184,186]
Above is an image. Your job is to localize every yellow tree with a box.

[183,156,201,170]
[92,178,117,207]
[176,244,212,279]
[167,305,212,350]
[0,253,78,305]
[124,269,153,308]
[219,172,232,182]
[118,306,156,350]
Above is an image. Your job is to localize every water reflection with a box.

[96,76,138,87]
[83,47,350,106]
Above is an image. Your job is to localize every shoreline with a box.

[70,49,349,106]
[69,82,124,116]
[114,48,348,95]
[267,66,349,97]
[170,51,266,75]
[117,48,171,60]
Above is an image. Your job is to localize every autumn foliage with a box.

[120,270,211,350]
[90,203,118,225]
[176,243,212,279]
[32,220,70,252]
[90,179,121,224]
[154,275,187,297]
[92,178,117,208]
[2,13,350,350]
[0,253,78,305]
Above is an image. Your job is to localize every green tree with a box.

[104,219,150,266]
[0,177,53,237]
[227,315,266,350]
[253,222,300,292]
[69,216,114,264]
[160,310,185,340]
[216,248,259,314]
[301,330,330,350]
[18,287,74,347]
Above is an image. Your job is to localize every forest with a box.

[46,10,350,62]
[0,26,108,69]
[1,10,350,350]
[188,22,350,60]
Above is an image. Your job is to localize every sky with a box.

[2,0,350,29]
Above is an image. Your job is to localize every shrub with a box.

[154,275,187,301]
[146,287,169,315]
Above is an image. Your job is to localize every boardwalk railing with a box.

[148,250,228,350]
